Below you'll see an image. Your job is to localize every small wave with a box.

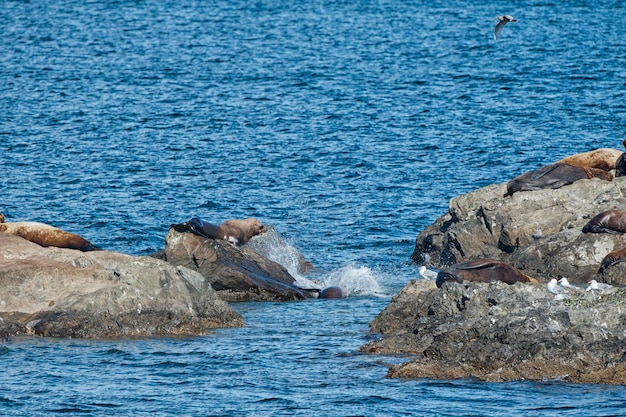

[245,225,319,289]
[322,264,386,297]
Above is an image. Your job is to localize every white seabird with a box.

[494,15,517,40]
[586,279,611,292]
[419,265,438,281]
[547,278,567,299]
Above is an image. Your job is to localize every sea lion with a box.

[436,259,538,288]
[0,220,100,251]
[582,210,626,234]
[598,246,626,274]
[319,286,347,299]
[170,217,266,245]
[555,148,623,172]
[505,163,613,197]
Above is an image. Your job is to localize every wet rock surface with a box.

[412,176,626,284]
[155,229,312,301]
[362,279,626,384]
[0,233,243,339]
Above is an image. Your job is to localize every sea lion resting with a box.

[582,210,626,234]
[598,246,626,274]
[0,216,100,252]
[505,163,613,197]
[170,217,266,246]
[436,259,538,288]
[555,148,623,172]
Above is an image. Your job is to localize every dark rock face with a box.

[412,177,626,284]
[157,229,312,302]
[0,233,244,339]
[362,279,626,384]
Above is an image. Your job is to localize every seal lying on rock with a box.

[555,148,623,172]
[582,210,626,234]
[598,246,626,274]
[505,163,613,197]
[170,217,266,246]
[436,259,538,288]
[0,215,100,252]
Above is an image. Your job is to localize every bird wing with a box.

[494,20,507,40]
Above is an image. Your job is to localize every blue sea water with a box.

[1,0,626,415]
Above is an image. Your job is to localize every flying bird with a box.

[494,15,517,40]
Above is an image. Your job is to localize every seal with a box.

[436,259,538,288]
[170,217,266,245]
[505,163,613,197]
[0,220,100,251]
[582,210,626,234]
[598,246,626,274]
[319,286,347,299]
[555,148,623,172]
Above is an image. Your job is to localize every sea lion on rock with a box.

[0,219,100,251]
[598,246,626,274]
[556,148,623,172]
[505,163,613,197]
[170,217,266,246]
[582,210,626,234]
[436,259,538,288]
[319,286,347,299]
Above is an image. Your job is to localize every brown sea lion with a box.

[436,259,538,288]
[555,148,623,172]
[170,217,266,245]
[598,246,626,274]
[0,220,100,251]
[505,163,613,197]
[582,210,626,234]
[319,286,348,299]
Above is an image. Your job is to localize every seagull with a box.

[586,279,611,292]
[494,15,517,40]
[418,266,439,281]
[547,278,566,295]
[558,277,575,289]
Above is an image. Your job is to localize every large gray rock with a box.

[362,279,626,384]
[157,229,312,302]
[412,176,626,284]
[0,233,243,339]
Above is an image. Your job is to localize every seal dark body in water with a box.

[170,217,266,245]
[582,210,626,234]
[436,259,537,288]
[505,163,613,197]
[0,218,100,252]
[319,286,347,299]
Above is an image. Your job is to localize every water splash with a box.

[322,264,387,297]
[244,226,320,289]
[245,227,387,297]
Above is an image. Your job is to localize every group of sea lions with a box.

[437,145,626,288]
[0,213,347,299]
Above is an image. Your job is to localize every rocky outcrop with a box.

[0,233,243,339]
[412,176,626,284]
[155,229,312,302]
[361,279,626,384]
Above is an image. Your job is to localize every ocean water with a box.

[1,0,626,415]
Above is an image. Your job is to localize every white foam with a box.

[246,226,388,297]
[245,226,320,289]
[321,264,386,297]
